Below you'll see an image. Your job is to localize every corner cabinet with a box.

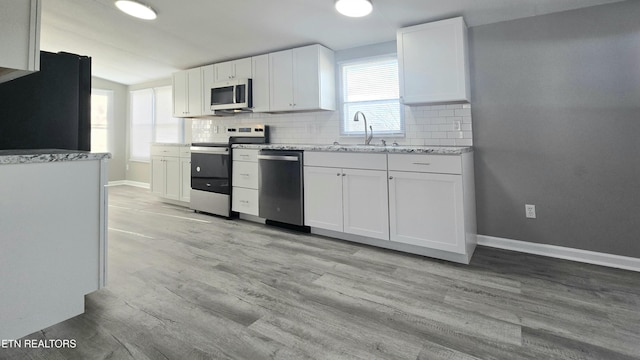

[151,144,191,204]
[173,68,202,117]
[0,0,41,84]
[304,151,477,264]
[269,44,335,112]
[397,17,470,104]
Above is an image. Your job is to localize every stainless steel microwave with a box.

[210,78,252,111]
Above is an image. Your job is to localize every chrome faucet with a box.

[353,111,373,145]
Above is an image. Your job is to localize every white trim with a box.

[107,180,150,189]
[477,235,640,273]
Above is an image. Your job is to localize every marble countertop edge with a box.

[0,150,111,165]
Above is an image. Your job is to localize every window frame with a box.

[128,86,184,163]
[90,88,114,153]
[338,54,405,138]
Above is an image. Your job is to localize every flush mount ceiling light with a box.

[115,0,157,20]
[335,0,373,17]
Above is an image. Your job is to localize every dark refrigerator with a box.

[0,51,91,151]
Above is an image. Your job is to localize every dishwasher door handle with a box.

[257,155,300,162]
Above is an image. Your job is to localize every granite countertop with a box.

[0,149,111,165]
[233,143,472,155]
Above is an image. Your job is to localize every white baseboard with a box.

[477,235,640,272]
[107,180,150,189]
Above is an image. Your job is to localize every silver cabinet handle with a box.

[389,176,394,180]
[412,162,431,166]
[240,173,250,176]
[337,173,341,176]
[342,173,346,176]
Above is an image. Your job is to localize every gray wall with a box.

[92,77,127,181]
[469,1,640,257]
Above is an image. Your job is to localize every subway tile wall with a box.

[192,103,472,146]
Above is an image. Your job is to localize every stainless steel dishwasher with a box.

[257,150,304,226]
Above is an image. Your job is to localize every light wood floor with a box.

[2,185,640,360]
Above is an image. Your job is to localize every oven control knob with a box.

[196,166,201,172]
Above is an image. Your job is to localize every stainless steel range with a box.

[190,125,268,217]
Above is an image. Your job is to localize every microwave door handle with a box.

[232,85,237,104]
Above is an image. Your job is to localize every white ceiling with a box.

[40,0,626,85]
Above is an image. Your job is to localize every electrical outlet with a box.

[453,120,461,131]
[213,125,219,134]
[525,204,536,219]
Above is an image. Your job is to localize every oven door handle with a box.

[257,155,299,162]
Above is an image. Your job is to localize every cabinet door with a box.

[233,57,252,79]
[214,60,234,82]
[186,67,202,117]
[0,0,40,83]
[232,161,258,189]
[232,187,259,216]
[388,171,465,253]
[251,54,270,112]
[151,156,165,197]
[269,49,294,112]
[172,71,188,117]
[303,166,343,232]
[201,65,215,115]
[164,157,181,200]
[292,45,320,111]
[342,169,389,240]
[180,157,191,202]
[397,17,469,104]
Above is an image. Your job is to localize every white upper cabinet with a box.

[269,44,335,112]
[0,0,41,84]
[397,17,470,104]
[173,67,202,118]
[202,57,254,115]
[214,57,252,82]
[251,54,270,113]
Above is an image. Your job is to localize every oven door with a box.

[190,146,230,195]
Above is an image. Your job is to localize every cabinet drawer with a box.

[232,187,259,216]
[233,148,259,162]
[179,147,191,158]
[305,152,386,170]
[151,146,180,157]
[388,154,461,174]
[232,161,259,188]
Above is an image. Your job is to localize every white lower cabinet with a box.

[342,169,389,240]
[304,152,389,240]
[303,151,476,264]
[232,149,259,216]
[151,144,190,203]
[388,171,464,253]
[304,166,343,232]
[151,156,179,200]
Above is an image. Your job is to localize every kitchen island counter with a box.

[0,150,109,340]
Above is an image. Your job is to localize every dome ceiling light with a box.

[115,0,157,20]
[335,0,373,18]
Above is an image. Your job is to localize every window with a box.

[129,86,183,161]
[340,55,403,136]
[91,89,113,153]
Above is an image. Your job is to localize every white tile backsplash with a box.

[192,104,473,146]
